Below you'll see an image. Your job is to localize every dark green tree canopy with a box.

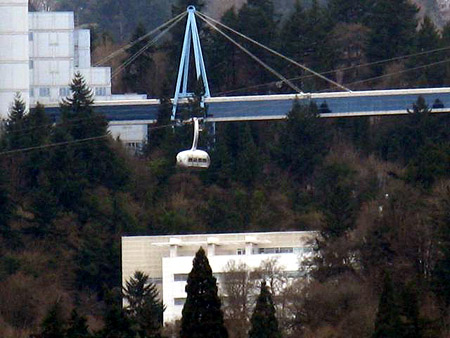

[181,247,228,338]
[123,271,164,338]
[248,281,281,338]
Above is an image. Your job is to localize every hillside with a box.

[3,1,450,337]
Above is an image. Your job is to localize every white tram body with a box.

[176,117,210,169]
[176,149,210,168]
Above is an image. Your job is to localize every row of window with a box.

[188,158,208,163]
[29,87,108,98]
[236,247,314,255]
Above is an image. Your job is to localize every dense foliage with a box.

[2,0,450,337]
[180,248,228,338]
[248,282,281,338]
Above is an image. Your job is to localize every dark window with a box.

[174,274,189,282]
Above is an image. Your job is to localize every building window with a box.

[30,88,34,97]
[149,277,162,284]
[174,298,186,306]
[39,88,50,97]
[29,60,34,69]
[237,248,244,255]
[174,274,189,282]
[258,247,294,254]
[59,87,71,97]
[28,32,33,41]
[95,87,107,96]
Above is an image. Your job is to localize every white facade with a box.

[438,0,450,11]
[0,0,30,116]
[28,11,111,105]
[0,4,149,147]
[109,122,149,151]
[122,231,317,324]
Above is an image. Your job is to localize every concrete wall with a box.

[0,0,29,119]
[122,231,317,324]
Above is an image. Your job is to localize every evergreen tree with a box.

[40,301,66,338]
[66,309,91,338]
[433,186,450,306]
[235,0,278,91]
[274,100,329,180]
[24,103,51,189]
[366,0,419,75]
[316,162,358,239]
[5,93,28,150]
[281,0,334,90]
[99,288,136,338]
[180,247,228,338]
[327,0,369,24]
[203,8,240,93]
[123,22,154,95]
[248,281,281,338]
[123,271,164,338]
[409,16,443,87]
[373,272,403,338]
[236,123,260,186]
[441,22,450,83]
[146,86,173,151]
[0,162,12,237]
[398,283,422,338]
[57,72,129,194]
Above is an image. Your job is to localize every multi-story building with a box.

[0,1,149,147]
[438,0,450,12]
[28,11,112,105]
[122,231,317,324]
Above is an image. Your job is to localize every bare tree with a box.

[221,261,258,338]
[29,0,56,11]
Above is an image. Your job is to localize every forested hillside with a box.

[2,0,450,337]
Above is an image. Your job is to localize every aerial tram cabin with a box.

[176,117,210,169]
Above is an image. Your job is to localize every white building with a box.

[0,0,30,116]
[122,231,317,324]
[0,1,148,147]
[438,0,450,11]
[28,11,112,105]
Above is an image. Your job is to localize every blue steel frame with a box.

[172,6,211,120]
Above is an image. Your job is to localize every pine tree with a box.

[327,0,369,24]
[40,301,66,338]
[236,123,260,186]
[366,0,419,75]
[123,22,154,95]
[235,0,278,91]
[123,271,164,338]
[24,103,51,189]
[409,16,443,87]
[433,186,450,306]
[100,288,136,338]
[281,0,334,91]
[6,93,28,150]
[57,72,129,194]
[0,162,12,237]
[274,100,330,180]
[66,309,91,338]
[373,272,403,338]
[248,281,282,338]
[203,8,239,93]
[180,247,228,338]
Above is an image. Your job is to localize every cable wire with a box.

[0,122,177,157]
[339,58,450,89]
[214,46,450,96]
[111,14,186,79]
[198,14,303,94]
[196,11,352,93]
[0,135,109,156]
[94,12,187,66]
